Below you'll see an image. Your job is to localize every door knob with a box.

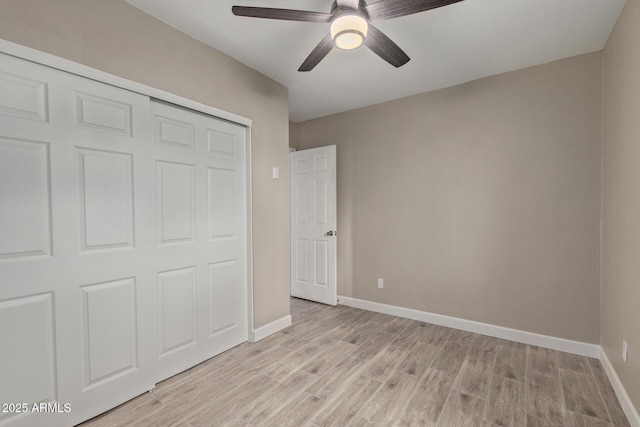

[326,230,335,236]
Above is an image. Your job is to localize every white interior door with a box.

[290,146,337,305]
[0,52,248,427]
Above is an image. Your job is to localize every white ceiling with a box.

[125,0,625,122]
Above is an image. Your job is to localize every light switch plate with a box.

[272,166,279,179]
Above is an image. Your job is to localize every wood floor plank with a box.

[464,344,501,399]
[448,329,478,346]
[306,355,365,400]
[566,411,613,427]
[397,342,440,378]
[340,309,375,329]
[199,345,290,389]
[419,324,455,346]
[241,369,318,423]
[390,326,422,350]
[311,375,381,427]
[84,393,162,427]
[526,414,563,427]
[221,419,248,427]
[587,359,631,427]
[526,372,565,425]
[279,320,314,338]
[397,367,455,426]
[106,396,165,427]
[350,332,394,360]
[313,325,357,347]
[152,354,237,402]
[224,332,289,361]
[342,321,381,345]
[527,346,559,377]
[290,297,322,315]
[399,418,437,427]
[470,343,499,365]
[431,342,469,375]
[233,345,295,380]
[302,340,357,376]
[494,345,526,382]
[473,335,517,352]
[399,319,428,337]
[321,323,353,342]
[472,335,501,351]
[280,322,335,349]
[264,339,330,379]
[453,353,495,399]
[347,417,376,427]
[136,372,238,426]
[185,375,278,424]
[380,317,416,337]
[363,311,396,325]
[438,390,486,426]
[558,368,610,423]
[318,308,360,328]
[359,371,418,424]
[484,375,525,427]
[556,352,593,375]
[264,392,325,427]
[360,342,412,382]
[412,322,435,340]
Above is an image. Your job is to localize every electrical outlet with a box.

[622,340,628,363]
[377,278,384,289]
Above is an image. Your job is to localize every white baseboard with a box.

[249,315,292,342]
[337,296,600,358]
[599,347,640,427]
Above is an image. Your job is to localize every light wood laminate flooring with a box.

[81,298,631,427]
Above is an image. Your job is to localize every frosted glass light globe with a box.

[330,14,368,50]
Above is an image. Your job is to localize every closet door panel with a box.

[149,101,248,384]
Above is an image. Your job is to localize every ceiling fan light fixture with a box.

[330,13,368,50]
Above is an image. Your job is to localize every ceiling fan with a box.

[232,0,464,72]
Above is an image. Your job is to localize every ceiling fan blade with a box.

[232,6,332,23]
[299,33,334,72]
[365,25,410,68]
[336,0,361,10]
[365,0,464,22]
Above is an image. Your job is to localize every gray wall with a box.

[0,0,291,329]
[602,0,640,410]
[289,121,298,150]
[296,53,602,343]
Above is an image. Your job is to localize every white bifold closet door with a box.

[0,53,248,427]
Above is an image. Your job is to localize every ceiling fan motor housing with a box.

[330,0,369,14]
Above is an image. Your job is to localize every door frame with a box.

[0,38,257,342]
